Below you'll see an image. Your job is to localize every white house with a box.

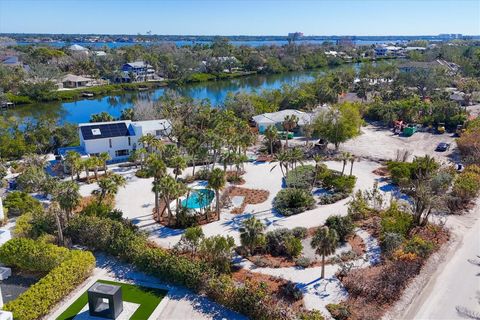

[58,119,171,162]
[252,109,314,134]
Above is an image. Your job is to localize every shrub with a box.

[284,236,303,259]
[3,250,95,320]
[174,207,198,229]
[292,226,308,239]
[273,188,315,216]
[326,303,351,320]
[265,228,292,256]
[0,238,69,273]
[403,235,435,258]
[380,202,413,237]
[324,174,356,193]
[280,281,303,301]
[387,161,413,185]
[13,210,56,240]
[325,215,354,242]
[318,192,350,205]
[381,232,404,257]
[295,256,311,268]
[16,166,47,193]
[299,310,325,320]
[135,168,150,178]
[3,191,42,216]
[452,170,480,202]
[286,165,315,189]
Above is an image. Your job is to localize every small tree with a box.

[239,216,266,255]
[95,173,126,204]
[198,235,236,273]
[177,226,204,256]
[311,227,338,278]
[54,180,80,222]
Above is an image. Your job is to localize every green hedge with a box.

[65,215,311,319]
[273,188,316,216]
[0,238,69,273]
[0,239,95,320]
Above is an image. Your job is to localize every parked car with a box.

[435,142,450,152]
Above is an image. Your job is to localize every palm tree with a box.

[96,173,126,203]
[91,156,102,181]
[99,152,111,173]
[208,168,226,220]
[139,134,157,153]
[271,150,291,179]
[48,201,65,246]
[83,158,93,183]
[172,155,187,181]
[239,216,265,255]
[157,175,184,224]
[64,151,80,181]
[120,108,134,120]
[311,227,338,279]
[282,115,299,149]
[312,154,324,190]
[349,154,356,176]
[288,147,304,170]
[264,125,279,155]
[55,180,81,222]
[146,154,166,213]
[340,152,351,176]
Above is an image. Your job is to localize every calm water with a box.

[16,39,404,48]
[3,64,359,124]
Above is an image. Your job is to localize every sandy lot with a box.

[340,124,459,164]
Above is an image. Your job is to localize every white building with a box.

[58,119,171,162]
[252,109,314,134]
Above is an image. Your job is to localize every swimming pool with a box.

[181,189,215,209]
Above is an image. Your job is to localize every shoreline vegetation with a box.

[4,56,397,106]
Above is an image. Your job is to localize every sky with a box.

[0,0,479,36]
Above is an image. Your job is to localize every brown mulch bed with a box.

[256,154,274,162]
[225,186,270,214]
[246,254,296,268]
[225,170,246,185]
[232,268,305,310]
[372,166,389,177]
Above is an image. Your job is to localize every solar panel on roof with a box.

[80,122,130,140]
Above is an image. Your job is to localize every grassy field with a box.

[56,280,167,320]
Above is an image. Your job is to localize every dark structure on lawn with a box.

[88,282,123,319]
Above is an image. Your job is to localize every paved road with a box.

[406,202,480,319]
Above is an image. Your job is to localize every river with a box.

[3,65,359,124]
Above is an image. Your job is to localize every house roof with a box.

[252,109,312,126]
[69,44,88,51]
[132,119,172,133]
[125,61,152,68]
[79,121,132,141]
[62,74,92,83]
[1,56,20,65]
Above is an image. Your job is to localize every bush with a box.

[452,170,480,202]
[273,188,315,216]
[135,168,150,178]
[380,202,413,237]
[0,238,69,273]
[286,165,315,189]
[280,281,303,301]
[325,215,354,242]
[0,238,95,320]
[13,210,56,240]
[403,235,435,258]
[194,169,211,180]
[387,161,413,185]
[324,174,356,193]
[318,192,350,205]
[3,250,95,320]
[295,256,311,268]
[3,191,42,216]
[326,303,351,320]
[284,236,303,259]
[292,227,308,239]
[381,232,404,257]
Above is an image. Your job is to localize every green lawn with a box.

[57,280,167,320]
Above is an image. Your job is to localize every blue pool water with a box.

[181,189,215,209]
